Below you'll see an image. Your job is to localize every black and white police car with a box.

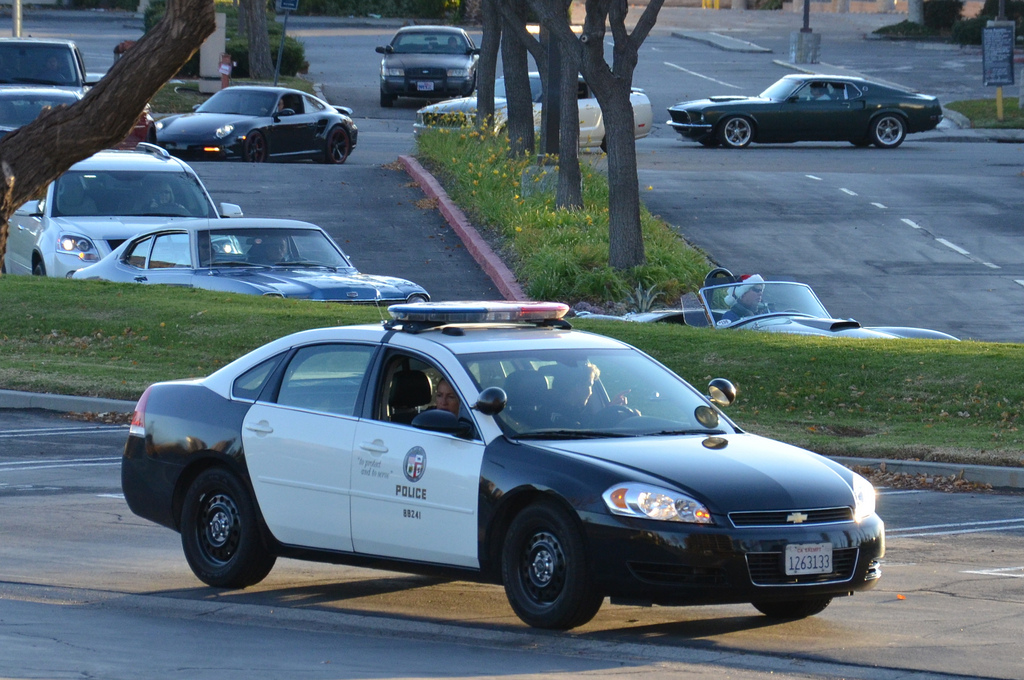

[122,302,884,630]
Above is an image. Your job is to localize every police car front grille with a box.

[746,547,858,585]
[628,562,728,586]
[729,507,853,528]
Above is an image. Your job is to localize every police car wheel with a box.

[180,468,276,588]
[501,502,603,630]
[753,596,832,620]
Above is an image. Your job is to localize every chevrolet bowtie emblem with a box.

[786,512,809,524]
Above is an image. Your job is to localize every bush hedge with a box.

[924,0,964,31]
[292,0,457,18]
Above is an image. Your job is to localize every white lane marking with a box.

[840,188,857,196]
[664,62,741,88]
[872,202,887,209]
[901,218,923,229]
[888,517,1024,538]
[0,457,121,473]
[1015,280,1024,288]
[961,566,1024,578]
[936,238,970,256]
[97,493,126,500]
[0,425,127,439]
[805,174,822,181]
[983,262,1000,269]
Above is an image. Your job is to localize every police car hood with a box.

[211,267,423,302]
[542,433,855,512]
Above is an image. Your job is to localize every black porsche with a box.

[152,85,358,163]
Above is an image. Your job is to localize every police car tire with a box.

[752,596,832,620]
[180,468,277,588]
[501,501,603,630]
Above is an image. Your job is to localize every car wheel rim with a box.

[330,132,349,162]
[521,531,565,604]
[725,120,750,146]
[877,118,901,144]
[199,492,240,565]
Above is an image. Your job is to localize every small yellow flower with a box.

[647,186,653,190]
[515,226,523,232]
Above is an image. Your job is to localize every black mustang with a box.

[152,85,358,163]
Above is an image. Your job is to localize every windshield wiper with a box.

[514,429,633,440]
[272,261,337,271]
[209,261,270,268]
[650,429,727,436]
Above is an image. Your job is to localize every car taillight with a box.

[129,386,151,437]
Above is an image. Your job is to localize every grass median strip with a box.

[1,276,1021,466]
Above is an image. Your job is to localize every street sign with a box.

[982,22,1015,87]
[278,0,299,11]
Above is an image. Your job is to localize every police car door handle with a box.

[134,276,148,282]
[360,439,388,454]
[245,420,274,435]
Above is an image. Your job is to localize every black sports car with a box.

[121,301,884,630]
[376,25,479,107]
[152,86,357,163]
[667,74,942,149]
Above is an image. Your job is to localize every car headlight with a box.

[447,68,469,77]
[57,235,98,262]
[384,67,404,76]
[851,472,876,522]
[154,120,165,131]
[215,124,234,139]
[603,483,713,524]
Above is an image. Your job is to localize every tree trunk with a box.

[555,39,582,211]
[476,0,501,130]
[501,0,535,159]
[0,0,215,273]
[908,0,924,25]
[524,0,665,269]
[243,0,274,80]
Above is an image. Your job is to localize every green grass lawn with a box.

[1,276,1021,467]
[946,98,1024,128]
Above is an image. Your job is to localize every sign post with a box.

[982,21,1015,121]
[274,0,300,87]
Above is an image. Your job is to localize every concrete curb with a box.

[0,389,136,414]
[399,154,528,302]
[831,456,1024,491]
[672,30,772,53]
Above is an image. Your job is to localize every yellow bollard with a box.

[997,87,1004,121]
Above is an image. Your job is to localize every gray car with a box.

[72,218,431,304]
[0,38,98,93]
[376,26,479,108]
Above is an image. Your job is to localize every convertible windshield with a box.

[699,281,831,325]
[196,89,278,117]
[52,170,215,218]
[199,228,353,269]
[759,78,802,101]
[459,347,734,438]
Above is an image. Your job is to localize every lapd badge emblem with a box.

[404,447,426,482]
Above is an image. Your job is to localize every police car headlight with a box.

[215,124,235,139]
[603,483,713,524]
[851,472,876,522]
[57,234,98,261]
[384,67,404,77]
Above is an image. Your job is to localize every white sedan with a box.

[414,73,653,151]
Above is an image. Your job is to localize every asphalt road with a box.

[2,409,1023,679]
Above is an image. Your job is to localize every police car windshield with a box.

[460,347,736,438]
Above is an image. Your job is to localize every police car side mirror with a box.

[708,378,737,407]
[473,387,506,416]
[411,409,471,437]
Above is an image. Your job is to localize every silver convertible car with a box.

[578,268,958,340]
[72,218,430,304]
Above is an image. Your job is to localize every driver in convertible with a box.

[723,274,769,321]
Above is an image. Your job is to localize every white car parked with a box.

[4,144,242,278]
[414,73,653,151]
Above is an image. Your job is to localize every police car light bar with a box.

[387,301,569,325]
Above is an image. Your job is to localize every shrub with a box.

[293,0,458,18]
[71,0,137,9]
[874,20,940,37]
[924,0,964,31]
[226,35,306,78]
[951,15,991,44]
